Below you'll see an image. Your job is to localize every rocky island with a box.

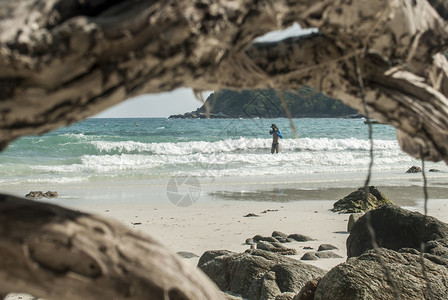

[169,88,361,119]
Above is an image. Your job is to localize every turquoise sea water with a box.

[0,118,446,186]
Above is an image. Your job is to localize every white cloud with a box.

[94,88,212,118]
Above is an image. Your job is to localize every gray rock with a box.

[176,251,199,259]
[317,244,338,251]
[425,239,448,258]
[197,250,234,268]
[272,231,288,238]
[347,205,448,257]
[314,248,448,300]
[347,213,362,232]
[315,251,342,259]
[269,242,286,249]
[221,292,244,300]
[275,292,297,300]
[198,249,326,300]
[25,190,58,199]
[43,191,58,198]
[257,241,297,255]
[260,271,281,300]
[398,247,421,255]
[332,186,392,214]
[287,234,314,242]
[254,235,279,243]
[245,238,255,245]
[421,239,448,266]
[275,237,293,243]
[25,191,44,199]
[398,246,448,267]
[253,234,264,242]
[406,165,422,173]
[301,249,342,260]
[257,241,284,251]
[293,278,321,300]
[300,252,318,261]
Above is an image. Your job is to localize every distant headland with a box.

[169,88,362,119]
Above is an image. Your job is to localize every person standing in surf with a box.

[269,123,283,154]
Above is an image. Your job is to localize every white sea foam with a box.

[61,133,88,139]
[90,137,399,156]
[28,138,420,179]
[31,138,44,144]
[25,177,89,184]
[0,176,88,185]
[3,118,448,186]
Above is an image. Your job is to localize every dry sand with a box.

[4,177,448,300]
[69,196,448,271]
[81,199,349,270]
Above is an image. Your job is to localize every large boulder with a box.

[314,248,448,300]
[332,186,392,213]
[347,205,448,257]
[198,249,326,300]
[347,213,363,232]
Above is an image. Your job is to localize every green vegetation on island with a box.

[170,87,360,119]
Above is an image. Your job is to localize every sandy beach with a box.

[65,193,448,271]
[3,170,448,300]
[3,171,448,274]
[6,181,448,299]
[80,199,350,270]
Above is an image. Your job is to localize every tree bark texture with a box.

[1,1,448,298]
[0,0,446,162]
[0,194,223,299]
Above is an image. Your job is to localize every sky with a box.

[94,88,211,118]
[94,24,314,118]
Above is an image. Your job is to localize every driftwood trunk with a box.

[0,0,448,299]
[0,0,447,162]
[0,195,223,299]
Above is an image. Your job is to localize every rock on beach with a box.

[25,191,58,199]
[198,204,448,300]
[198,250,326,300]
[332,186,392,213]
[314,248,448,300]
[347,204,448,257]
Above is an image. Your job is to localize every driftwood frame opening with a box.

[0,0,447,299]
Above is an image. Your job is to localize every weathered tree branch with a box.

[0,194,223,299]
[1,0,448,163]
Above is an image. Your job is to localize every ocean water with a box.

[0,117,446,186]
